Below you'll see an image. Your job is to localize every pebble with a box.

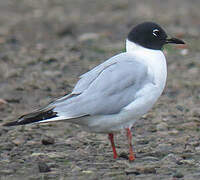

[137,139,149,145]
[41,136,55,145]
[179,122,198,130]
[141,156,159,162]
[137,166,157,174]
[168,129,179,135]
[1,142,14,151]
[12,138,25,145]
[71,165,81,173]
[148,126,157,132]
[31,152,46,157]
[176,105,184,112]
[161,153,182,167]
[180,49,188,56]
[43,70,61,77]
[173,172,184,178]
[195,146,200,152]
[78,33,100,42]
[125,169,140,175]
[38,161,51,173]
[156,122,168,131]
[126,165,156,175]
[0,99,7,105]
[119,152,129,159]
[82,170,93,174]
[193,111,200,118]
[0,169,14,175]
[156,143,172,154]
[46,152,66,158]
[179,159,196,166]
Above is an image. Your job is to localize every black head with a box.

[128,22,185,50]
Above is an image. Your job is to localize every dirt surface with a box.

[0,0,200,179]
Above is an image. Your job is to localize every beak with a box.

[165,37,185,44]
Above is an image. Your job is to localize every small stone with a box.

[43,70,61,77]
[168,129,179,135]
[119,152,129,159]
[148,126,157,132]
[46,152,66,158]
[181,153,193,159]
[193,111,200,118]
[0,142,14,151]
[137,139,149,145]
[161,153,182,167]
[0,169,14,175]
[136,166,156,174]
[71,165,81,173]
[141,156,159,162]
[41,136,55,145]
[26,140,39,146]
[176,105,184,112]
[137,146,153,154]
[179,122,198,130]
[173,172,184,178]
[184,144,195,152]
[156,143,172,154]
[6,98,20,103]
[126,165,156,175]
[195,146,200,152]
[57,23,77,37]
[78,33,100,42]
[125,169,140,175]
[12,138,25,145]
[179,159,195,165]
[180,49,188,56]
[82,170,93,174]
[38,161,51,173]
[156,122,168,131]
[31,152,46,157]
[1,159,10,163]
[0,99,7,105]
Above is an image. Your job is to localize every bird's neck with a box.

[126,39,139,52]
[126,39,159,54]
[125,39,165,64]
[125,39,167,91]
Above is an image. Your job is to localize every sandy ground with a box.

[0,0,200,179]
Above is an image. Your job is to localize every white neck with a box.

[125,39,165,65]
[125,39,167,91]
[126,39,159,54]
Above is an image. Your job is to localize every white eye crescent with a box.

[153,29,159,37]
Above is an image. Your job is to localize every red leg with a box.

[108,133,118,159]
[126,128,135,161]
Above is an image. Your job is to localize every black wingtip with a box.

[3,120,20,126]
[3,107,58,127]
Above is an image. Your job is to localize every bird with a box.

[3,22,185,161]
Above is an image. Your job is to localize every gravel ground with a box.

[0,0,200,179]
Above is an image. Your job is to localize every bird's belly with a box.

[74,89,161,133]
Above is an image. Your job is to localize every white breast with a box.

[126,39,167,93]
[75,40,167,133]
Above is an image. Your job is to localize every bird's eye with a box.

[152,29,160,37]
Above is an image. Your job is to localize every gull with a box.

[3,22,185,161]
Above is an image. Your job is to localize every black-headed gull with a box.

[4,22,185,161]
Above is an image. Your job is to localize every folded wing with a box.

[53,53,152,117]
[4,53,154,126]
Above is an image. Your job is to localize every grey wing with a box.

[72,53,126,94]
[52,53,127,103]
[51,53,154,118]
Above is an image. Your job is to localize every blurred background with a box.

[0,0,199,179]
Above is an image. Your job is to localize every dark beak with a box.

[165,37,185,44]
